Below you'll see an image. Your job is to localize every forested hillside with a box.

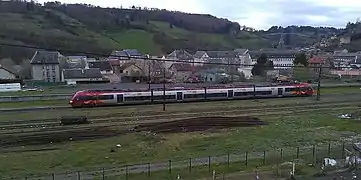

[0,0,347,64]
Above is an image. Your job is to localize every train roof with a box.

[77,82,311,94]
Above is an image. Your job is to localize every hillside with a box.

[0,0,347,64]
[255,25,343,49]
[0,1,272,63]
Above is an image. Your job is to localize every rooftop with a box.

[30,50,61,64]
[63,68,102,79]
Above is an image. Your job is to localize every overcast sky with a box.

[37,0,361,30]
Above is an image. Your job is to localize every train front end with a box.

[300,83,314,96]
[69,91,92,108]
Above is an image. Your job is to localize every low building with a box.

[331,52,358,69]
[193,51,209,66]
[119,63,144,82]
[66,56,88,69]
[250,50,299,69]
[62,68,106,85]
[88,60,114,75]
[308,55,332,76]
[168,63,196,82]
[166,49,194,69]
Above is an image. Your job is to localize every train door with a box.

[228,90,234,98]
[117,94,124,103]
[277,88,283,96]
[176,92,183,101]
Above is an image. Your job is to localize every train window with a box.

[300,87,307,91]
[207,93,227,97]
[97,95,114,100]
[255,91,272,95]
[285,88,296,92]
[125,96,151,101]
[234,91,254,96]
[184,94,205,99]
[152,95,176,100]
[78,96,96,100]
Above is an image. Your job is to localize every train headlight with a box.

[69,100,73,104]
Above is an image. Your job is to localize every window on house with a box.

[52,65,55,70]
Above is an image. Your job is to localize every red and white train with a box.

[69,83,314,108]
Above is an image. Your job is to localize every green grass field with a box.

[0,100,361,179]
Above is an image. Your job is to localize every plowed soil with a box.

[1,127,122,147]
[134,116,267,133]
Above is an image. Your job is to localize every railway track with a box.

[0,103,357,148]
[1,92,361,113]
[1,100,359,136]
[1,95,361,126]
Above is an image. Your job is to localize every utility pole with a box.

[148,63,151,90]
[163,65,166,111]
[316,64,322,101]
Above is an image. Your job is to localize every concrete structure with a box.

[30,50,63,82]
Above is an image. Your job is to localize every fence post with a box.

[342,142,345,159]
[296,147,300,159]
[263,150,266,165]
[245,151,248,166]
[147,163,150,177]
[102,168,105,180]
[125,165,128,180]
[280,148,283,161]
[189,158,192,172]
[169,160,172,174]
[312,145,316,165]
[77,171,80,180]
[52,173,55,180]
[328,143,331,156]
[208,156,211,172]
[227,154,230,169]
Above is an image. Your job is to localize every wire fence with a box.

[15,142,358,180]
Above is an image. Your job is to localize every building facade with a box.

[30,50,63,82]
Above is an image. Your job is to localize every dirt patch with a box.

[134,116,267,134]
[0,127,124,147]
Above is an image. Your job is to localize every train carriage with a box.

[69,83,314,108]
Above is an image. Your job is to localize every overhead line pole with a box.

[316,64,322,101]
[163,64,166,111]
